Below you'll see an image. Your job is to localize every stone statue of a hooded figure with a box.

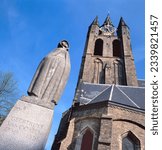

[27,40,70,109]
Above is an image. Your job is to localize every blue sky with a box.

[0,0,144,149]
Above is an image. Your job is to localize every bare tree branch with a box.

[0,72,17,97]
[0,71,19,125]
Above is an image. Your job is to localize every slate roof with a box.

[76,82,145,111]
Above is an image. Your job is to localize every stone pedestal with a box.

[0,98,53,150]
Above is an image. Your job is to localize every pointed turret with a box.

[117,17,138,86]
[103,14,114,27]
[91,16,99,25]
[117,17,130,37]
[100,14,116,36]
[118,17,129,28]
[88,16,99,33]
[88,16,100,34]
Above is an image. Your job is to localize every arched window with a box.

[122,137,136,150]
[81,129,94,150]
[114,60,124,85]
[122,131,140,150]
[93,58,105,84]
[113,40,122,57]
[94,39,103,56]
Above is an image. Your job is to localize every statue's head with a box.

[58,40,69,50]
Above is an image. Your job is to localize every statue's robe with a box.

[28,47,70,104]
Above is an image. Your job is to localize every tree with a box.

[0,72,18,125]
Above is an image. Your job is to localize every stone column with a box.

[98,115,112,150]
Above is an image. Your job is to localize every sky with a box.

[0,0,144,149]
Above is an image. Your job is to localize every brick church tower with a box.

[52,15,145,150]
[77,15,138,86]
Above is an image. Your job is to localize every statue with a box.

[0,40,70,149]
[27,40,71,106]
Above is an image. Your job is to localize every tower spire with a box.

[91,16,99,25]
[118,17,128,28]
[103,14,114,26]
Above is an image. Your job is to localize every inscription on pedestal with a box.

[6,116,44,140]
[0,100,53,150]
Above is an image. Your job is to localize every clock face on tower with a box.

[100,24,116,36]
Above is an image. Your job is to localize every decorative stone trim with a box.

[108,103,144,115]
[113,119,145,129]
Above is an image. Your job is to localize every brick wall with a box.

[52,103,145,150]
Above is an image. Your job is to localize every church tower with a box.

[52,15,145,150]
[78,15,138,86]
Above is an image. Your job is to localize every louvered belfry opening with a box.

[113,39,122,57]
[94,39,103,56]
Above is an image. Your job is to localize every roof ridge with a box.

[117,85,145,89]
[91,85,112,101]
[116,86,140,108]
[109,84,114,101]
[83,82,145,89]
[83,82,112,86]
[83,82,107,86]
[138,79,145,80]
[80,97,92,105]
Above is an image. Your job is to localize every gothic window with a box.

[122,131,140,150]
[94,39,103,56]
[122,137,136,150]
[113,40,122,57]
[114,60,123,85]
[93,59,105,84]
[81,129,94,150]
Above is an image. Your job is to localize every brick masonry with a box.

[52,16,144,150]
[52,103,144,150]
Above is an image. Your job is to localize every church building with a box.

[52,15,145,150]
